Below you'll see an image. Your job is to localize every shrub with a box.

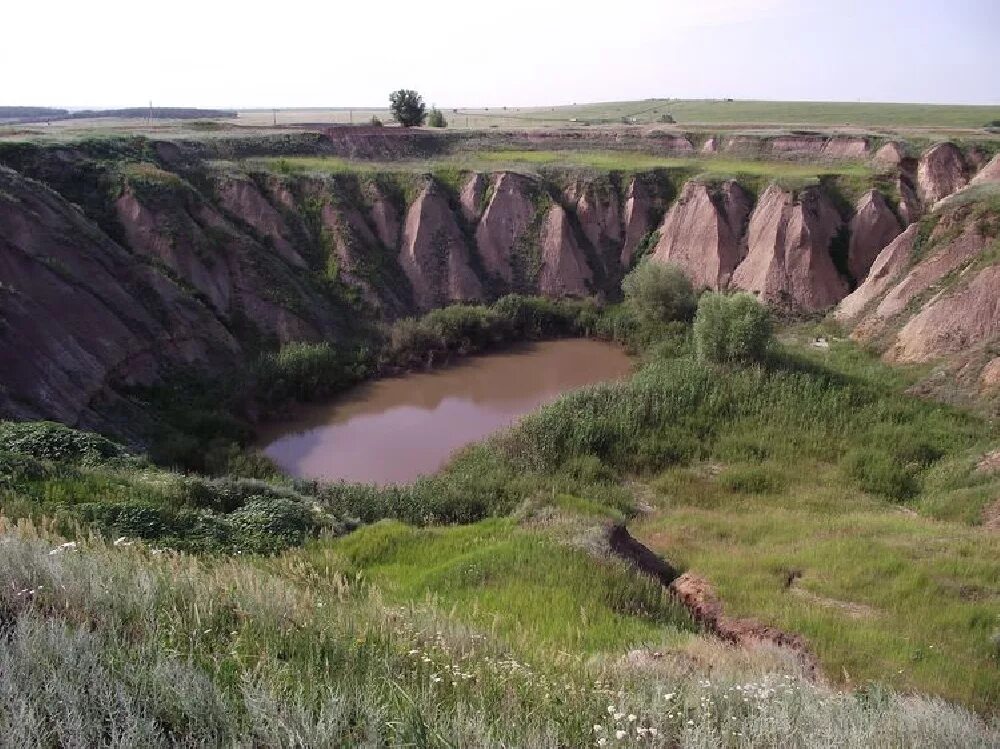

[844,448,920,501]
[0,421,129,464]
[420,305,508,354]
[718,464,786,494]
[492,294,584,339]
[369,115,383,127]
[255,342,369,404]
[0,450,48,488]
[693,292,772,364]
[229,497,318,551]
[621,261,697,327]
[427,108,447,128]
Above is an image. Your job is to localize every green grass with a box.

[632,461,1000,712]
[321,518,692,655]
[248,150,874,182]
[4,528,994,747]
[455,99,1000,129]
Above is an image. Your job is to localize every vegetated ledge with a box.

[606,522,821,680]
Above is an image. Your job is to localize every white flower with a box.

[607,705,616,714]
[593,725,604,732]
[615,730,626,740]
[664,693,675,701]
[648,728,659,737]
[627,714,637,722]
[687,720,694,726]
[597,739,608,747]
[613,712,624,721]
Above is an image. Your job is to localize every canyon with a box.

[1,132,999,433]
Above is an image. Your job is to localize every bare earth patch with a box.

[982,497,1000,531]
[788,583,879,619]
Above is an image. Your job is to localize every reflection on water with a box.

[257,339,633,484]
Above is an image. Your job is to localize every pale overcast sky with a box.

[4,0,998,108]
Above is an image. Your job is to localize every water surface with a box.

[258,339,632,484]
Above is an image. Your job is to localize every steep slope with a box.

[621,176,653,266]
[847,190,902,283]
[651,180,751,290]
[474,172,537,284]
[835,189,1000,412]
[399,180,484,310]
[917,142,969,205]
[730,185,847,311]
[835,224,919,323]
[0,166,237,430]
[538,204,593,296]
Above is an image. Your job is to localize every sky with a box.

[3,0,998,109]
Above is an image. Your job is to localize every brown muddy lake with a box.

[258,339,633,485]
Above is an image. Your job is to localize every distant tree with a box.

[659,113,675,124]
[621,261,697,326]
[370,115,383,127]
[427,107,448,128]
[389,89,426,127]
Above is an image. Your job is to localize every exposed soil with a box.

[605,523,820,679]
[983,499,1000,532]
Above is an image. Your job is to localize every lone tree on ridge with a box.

[389,89,426,127]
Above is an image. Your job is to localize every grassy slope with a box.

[2,321,999,742]
[321,330,999,712]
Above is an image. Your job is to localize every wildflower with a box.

[597,739,608,747]
[615,730,626,740]
[627,714,637,722]
[593,725,604,732]
[664,693,675,701]
[687,720,694,726]
[648,728,659,737]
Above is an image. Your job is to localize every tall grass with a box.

[2,529,995,747]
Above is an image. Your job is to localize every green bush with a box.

[718,464,786,494]
[255,342,370,404]
[621,261,697,327]
[492,294,588,339]
[0,450,48,488]
[0,421,129,464]
[693,292,772,364]
[427,108,447,128]
[844,448,920,501]
[229,497,318,551]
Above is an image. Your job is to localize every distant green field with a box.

[456,99,1000,129]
